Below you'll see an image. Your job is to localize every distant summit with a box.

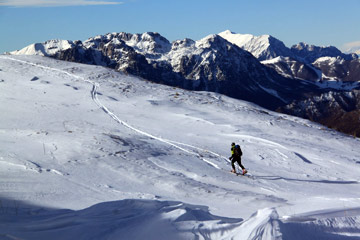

[218,30,294,61]
[344,44,360,55]
[10,39,74,56]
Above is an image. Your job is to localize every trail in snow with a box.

[90,73,222,169]
[228,134,288,150]
[2,56,224,170]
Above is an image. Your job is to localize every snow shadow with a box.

[0,198,243,240]
[104,133,169,158]
[280,220,360,240]
[294,152,312,164]
[107,96,119,101]
[254,175,359,185]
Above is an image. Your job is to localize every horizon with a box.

[0,0,359,54]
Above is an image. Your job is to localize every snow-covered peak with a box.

[344,45,360,55]
[83,32,172,55]
[220,30,234,35]
[218,30,292,61]
[194,33,251,55]
[171,38,195,51]
[10,39,74,56]
[219,30,268,52]
[83,32,123,49]
[218,30,259,47]
[195,34,222,48]
[124,32,171,54]
[219,30,269,42]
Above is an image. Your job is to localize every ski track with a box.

[229,134,288,150]
[168,139,231,163]
[0,158,65,176]
[3,56,225,170]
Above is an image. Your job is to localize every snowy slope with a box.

[1,55,360,239]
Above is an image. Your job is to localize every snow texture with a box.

[0,55,360,239]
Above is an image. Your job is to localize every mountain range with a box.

[9,30,360,136]
[219,30,359,82]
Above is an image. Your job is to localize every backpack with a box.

[234,145,242,156]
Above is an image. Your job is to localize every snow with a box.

[260,56,285,65]
[218,30,271,59]
[1,55,360,239]
[314,56,345,65]
[344,44,360,55]
[9,39,74,56]
[313,79,360,90]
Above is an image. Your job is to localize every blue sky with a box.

[0,0,359,53]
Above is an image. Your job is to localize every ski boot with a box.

[242,169,248,175]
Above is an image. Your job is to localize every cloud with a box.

[0,0,123,7]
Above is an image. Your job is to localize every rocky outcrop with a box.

[291,42,358,63]
[280,90,360,137]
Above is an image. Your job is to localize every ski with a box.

[230,171,254,179]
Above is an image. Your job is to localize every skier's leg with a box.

[231,159,236,173]
[238,158,247,174]
[237,158,245,170]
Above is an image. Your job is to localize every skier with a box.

[229,142,247,175]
